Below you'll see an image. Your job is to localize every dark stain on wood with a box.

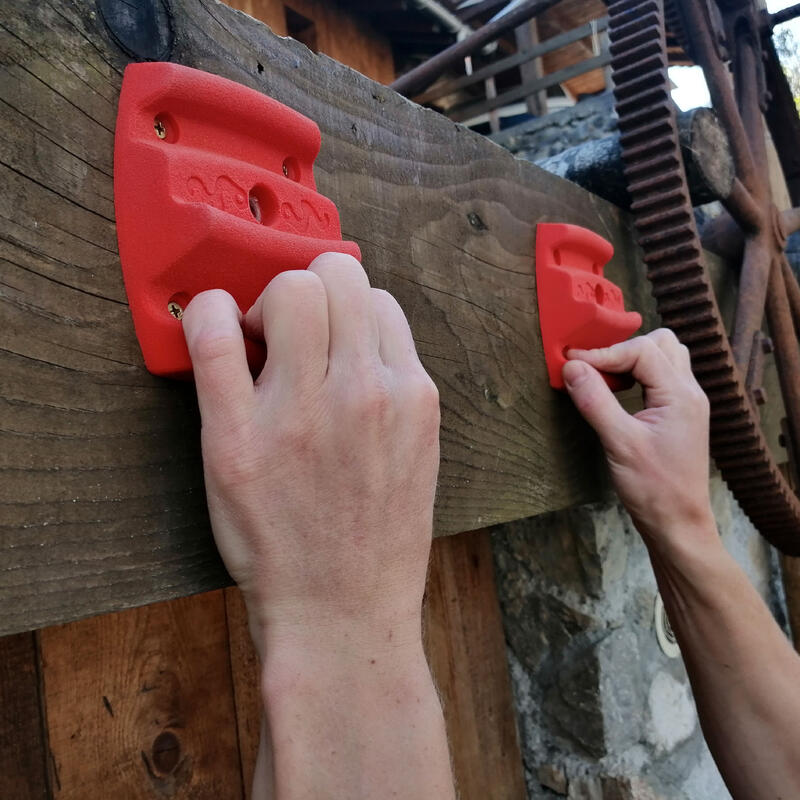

[0,631,50,800]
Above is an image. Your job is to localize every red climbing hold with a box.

[536,223,642,391]
[114,62,361,378]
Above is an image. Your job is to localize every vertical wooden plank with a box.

[424,530,526,800]
[224,587,262,799]
[514,19,547,117]
[0,631,49,799]
[39,591,243,800]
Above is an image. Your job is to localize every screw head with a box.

[154,118,167,139]
[167,301,183,319]
[282,161,289,177]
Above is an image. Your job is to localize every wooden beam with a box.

[391,0,561,96]
[0,0,660,634]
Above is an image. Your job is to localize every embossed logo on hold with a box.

[186,175,247,214]
[279,199,331,235]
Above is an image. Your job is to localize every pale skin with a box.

[183,253,800,799]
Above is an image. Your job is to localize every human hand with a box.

[562,329,716,553]
[181,254,440,660]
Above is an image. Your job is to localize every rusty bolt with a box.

[153,118,167,139]
[761,336,774,354]
[167,301,183,320]
[753,387,768,406]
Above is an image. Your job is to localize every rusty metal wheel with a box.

[608,0,800,554]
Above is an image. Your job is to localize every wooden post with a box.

[514,19,547,117]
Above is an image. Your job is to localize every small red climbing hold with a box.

[536,223,642,391]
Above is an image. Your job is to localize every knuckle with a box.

[651,327,678,345]
[353,371,394,419]
[408,372,441,418]
[308,251,364,276]
[267,268,322,296]
[206,430,261,487]
[639,337,659,359]
[190,330,240,365]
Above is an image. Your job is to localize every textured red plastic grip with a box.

[113,62,361,378]
[536,223,642,391]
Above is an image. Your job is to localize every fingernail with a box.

[562,360,589,390]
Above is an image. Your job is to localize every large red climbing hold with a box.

[536,223,642,391]
[114,62,361,378]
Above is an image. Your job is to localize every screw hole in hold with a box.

[153,113,178,143]
[282,157,300,181]
[167,292,190,320]
[249,193,262,222]
[257,61,264,74]
[595,283,605,305]
[248,185,278,225]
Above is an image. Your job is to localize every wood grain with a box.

[38,591,243,799]
[0,0,660,633]
[224,587,262,799]
[0,631,49,800]
[424,531,526,800]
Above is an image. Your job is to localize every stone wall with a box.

[490,92,617,163]
[492,475,791,799]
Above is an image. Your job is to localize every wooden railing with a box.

[401,6,611,130]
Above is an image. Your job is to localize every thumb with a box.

[563,360,632,446]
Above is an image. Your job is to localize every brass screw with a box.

[282,161,289,177]
[167,301,183,320]
[154,118,167,139]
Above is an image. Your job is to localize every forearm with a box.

[649,526,800,799]
[255,637,455,800]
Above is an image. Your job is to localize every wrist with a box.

[259,634,435,726]
[247,601,425,663]
[645,517,733,616]
[635,503,719,562]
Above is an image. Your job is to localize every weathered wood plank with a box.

[38,591,244,799]
[424,530,526,800]
[0,631,50,800]
[0,0,659,633]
